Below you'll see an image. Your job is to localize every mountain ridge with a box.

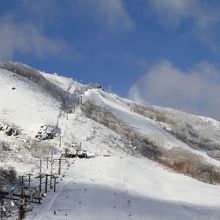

[1,62,220,219]
[1,62,220,181]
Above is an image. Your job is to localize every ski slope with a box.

[26,149,220,220]
[83,89,220,166]
[84,89,190,149]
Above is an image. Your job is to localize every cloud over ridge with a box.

[129,60,220,120]
[76,0,134,31]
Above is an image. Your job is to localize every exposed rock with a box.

[35,125,59,140]
[0,123,19,136]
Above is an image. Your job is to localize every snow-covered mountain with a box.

[1,62,220,219]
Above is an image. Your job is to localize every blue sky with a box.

[1,0,220,120]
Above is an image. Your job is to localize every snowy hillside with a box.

[1,62,220,219]
[0,67,60,137]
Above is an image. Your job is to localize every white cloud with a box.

[19,0,63,25]
[149,0,220,50]
[21,0,134,32]
[0,17,68,61]
[129,60,220,120]
[0,0,132,61]
[79,0,134,31]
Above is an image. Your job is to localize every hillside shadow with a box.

[27,181,220,220]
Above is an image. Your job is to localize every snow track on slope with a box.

[84,89,220,166]
[27,154,220,220]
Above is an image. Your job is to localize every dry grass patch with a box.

[158,147,220,184]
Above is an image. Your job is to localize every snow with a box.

[1,65,220,219]
[199,116,220,130]
[84,89,189,148]
[26,150,220,220]
[83,89,220,167]
[0,69,60,136]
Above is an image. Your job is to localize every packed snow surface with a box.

[27,150,220,220]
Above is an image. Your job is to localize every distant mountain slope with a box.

[2,62,220,219]
[0,62,220,184]
[81,89,220,182]
[83,89,220,158]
